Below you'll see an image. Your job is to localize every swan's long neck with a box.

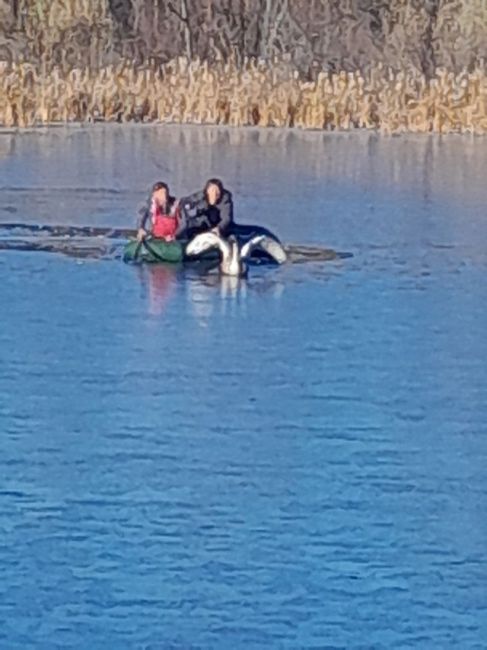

[221,239,243,276]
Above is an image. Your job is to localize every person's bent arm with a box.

[137,204,150,240]
[177,191,206,238]
[180,191,205,215]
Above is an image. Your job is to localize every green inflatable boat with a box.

[123,238,185,263]
[123,236,224,264]
[123,225,284,265]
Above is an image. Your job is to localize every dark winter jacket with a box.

[176,189,234,238]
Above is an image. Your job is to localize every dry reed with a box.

[0,58,486,133]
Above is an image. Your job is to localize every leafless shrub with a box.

[1,56,486,132]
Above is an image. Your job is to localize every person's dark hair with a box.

[151,181,176,208]
[152,181,169,194]
[204,178,224,200]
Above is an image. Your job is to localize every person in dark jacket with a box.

[137,181,180,242]
[176,178,234,239]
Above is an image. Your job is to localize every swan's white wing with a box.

[241,235,287,264]
[186,232,230,258]
[240,235,264,259]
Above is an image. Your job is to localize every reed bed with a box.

[0,58,486,133]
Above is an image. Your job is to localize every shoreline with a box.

[0,121,485,139]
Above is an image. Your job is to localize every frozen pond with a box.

[0,125,486,648]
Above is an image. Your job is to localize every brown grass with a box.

[0,58,486,133]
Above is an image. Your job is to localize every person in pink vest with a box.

[137,182,180,242]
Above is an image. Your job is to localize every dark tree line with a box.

[0,0,486,75]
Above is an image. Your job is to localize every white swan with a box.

[185,232,287,277]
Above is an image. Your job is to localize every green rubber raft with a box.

[123,238,185,263]
[123,225,285,265]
